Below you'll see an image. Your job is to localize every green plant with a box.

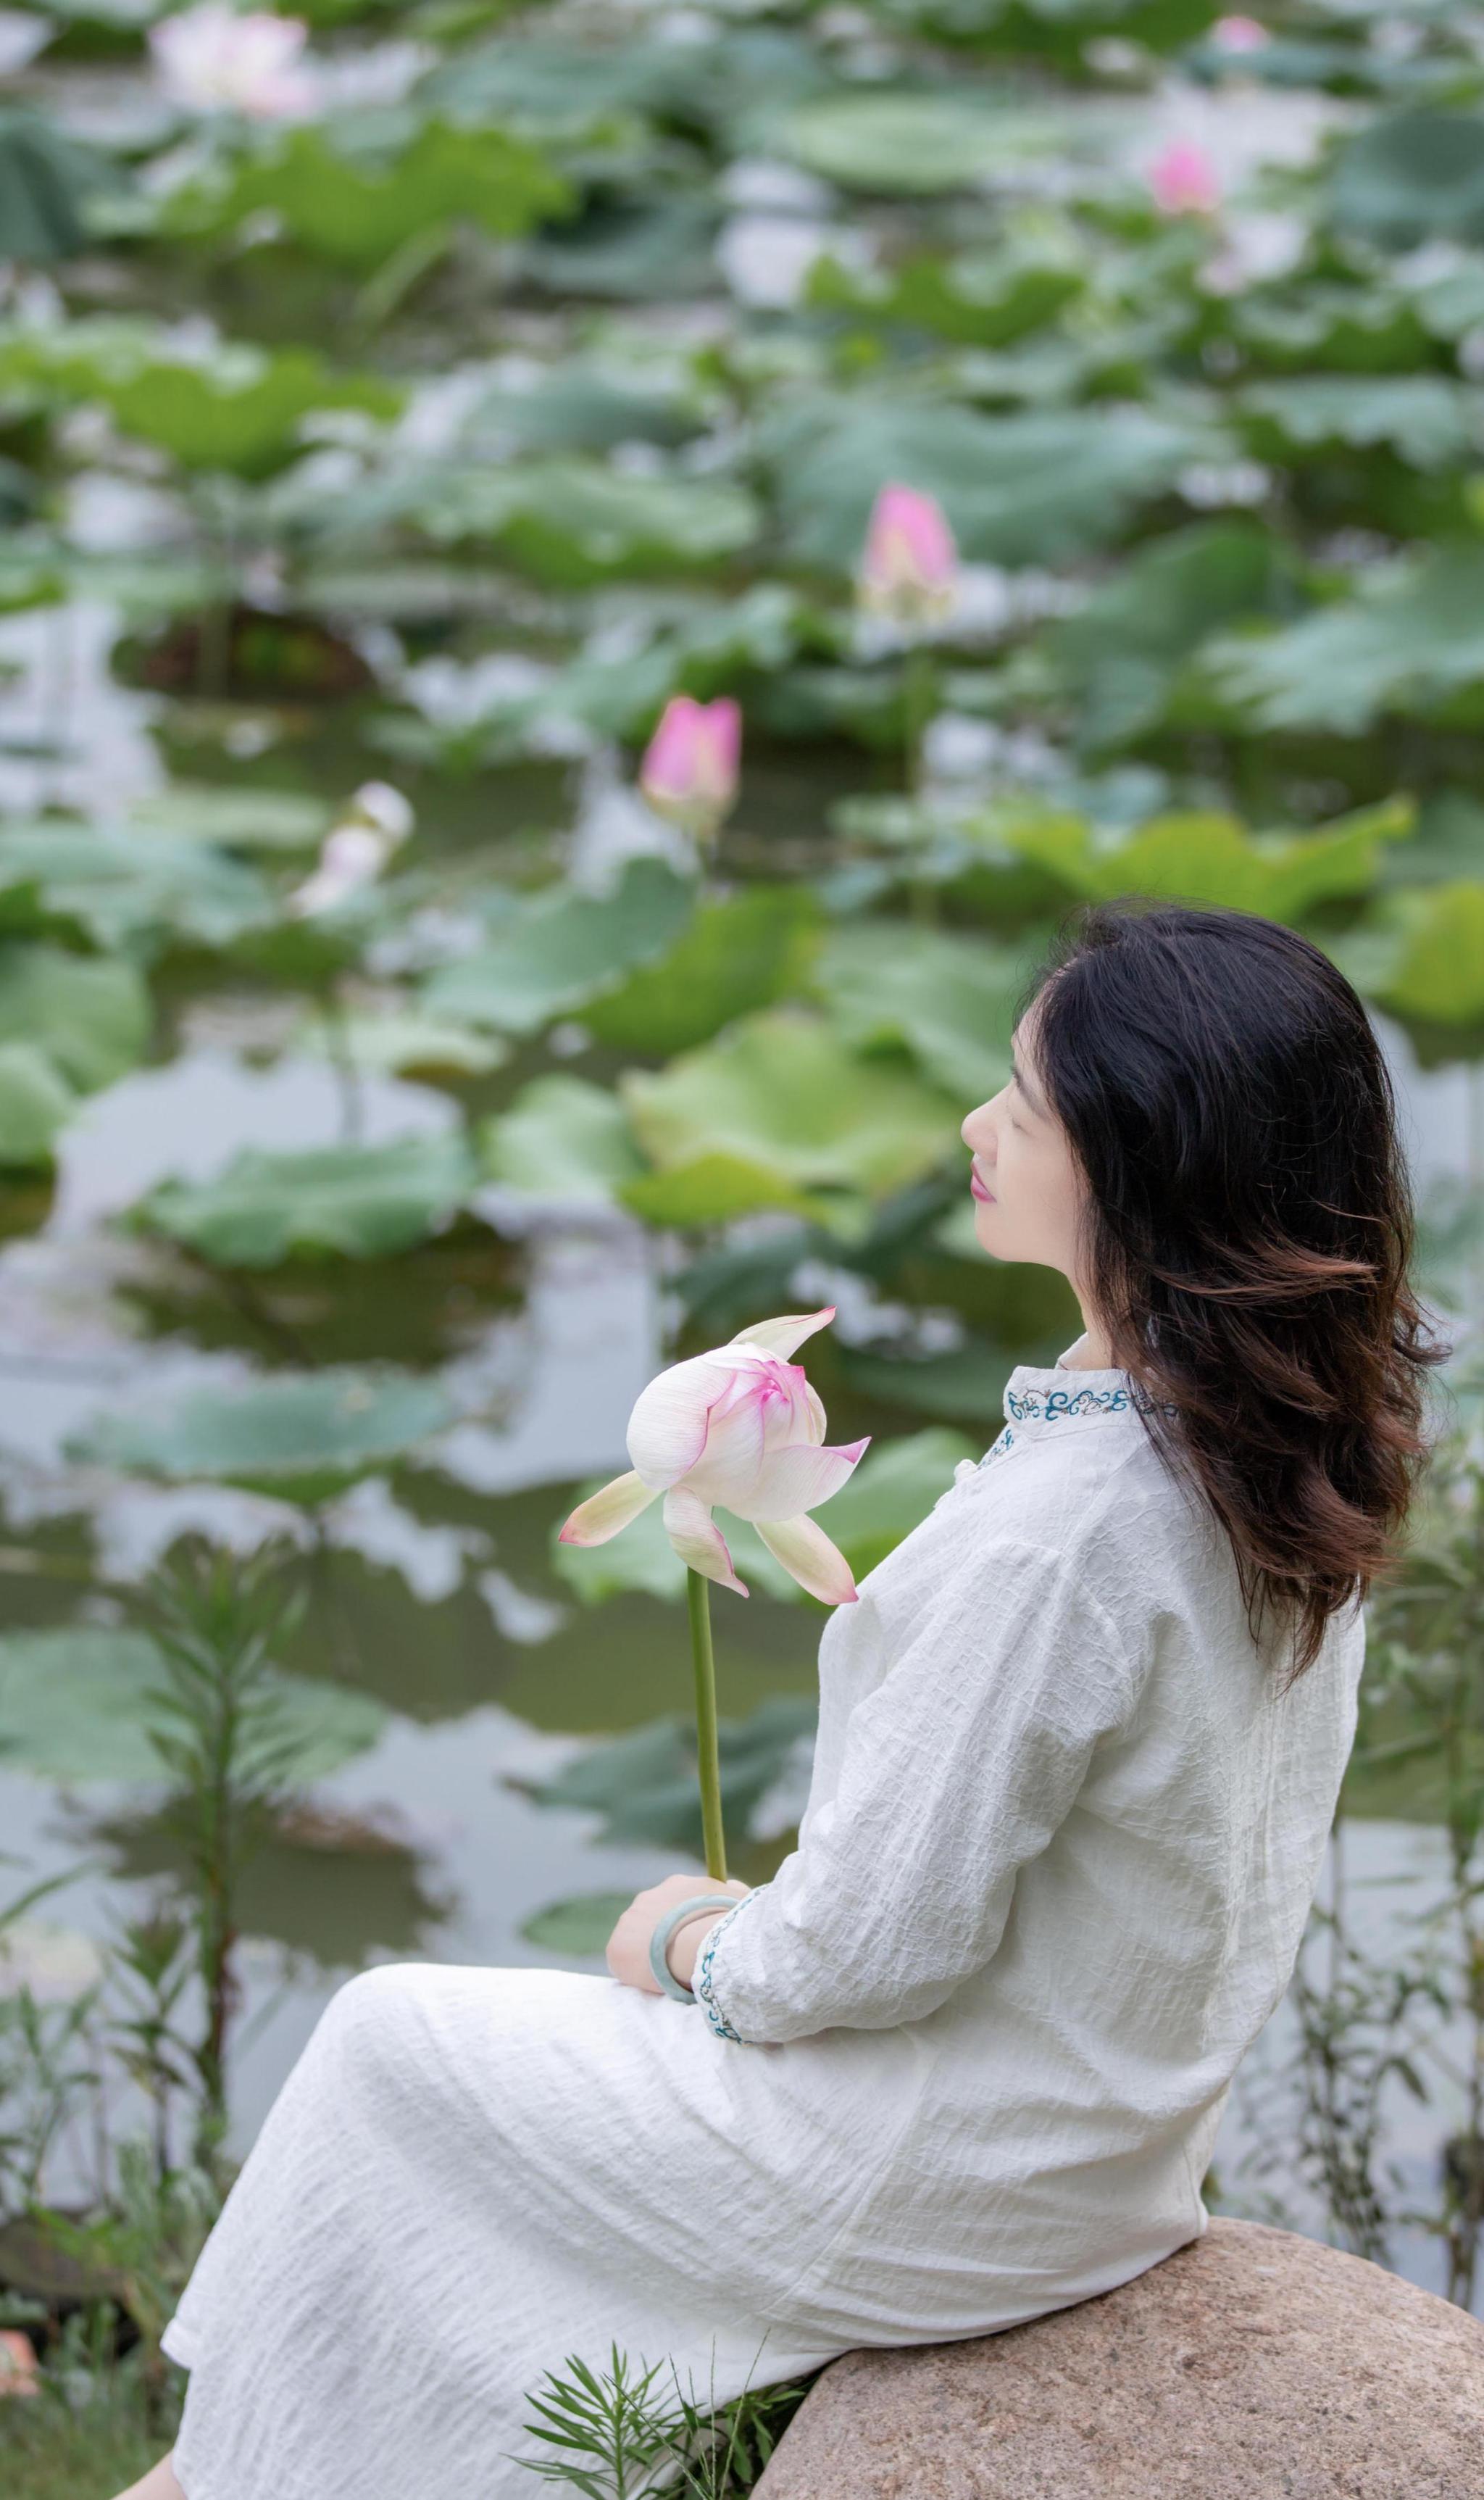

[514,2337,819,2497]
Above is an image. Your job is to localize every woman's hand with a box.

[606,1872,752,1995]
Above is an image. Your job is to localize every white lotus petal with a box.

[683,1380,770,1511]
[557,1470,659,1547]
[755,1513,859,1605]
[724,1307,835,1361]
[735,1436,870,1524]
[662,1486,749,1597]
[802,1380,827,1442]
[626,1353,729,1487]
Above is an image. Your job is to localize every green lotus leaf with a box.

[1208,546,1484,734]
[0,1039,75,1168]
[1338,882,1484,1030]
[407,457,760,587]
[996,802,1412,923]
[67,1366,457,1503]
[620,1009,962,1204]
[780,92,1066,194]
[0,939,150,1094]
[0,109,115,263]
[812,923,1022,1101]
[296,1011,508,1080]
[162,120,573,275]
[550,1480,798,1606]
[617,1153,832,1229]
[1331,111,1484,252]
[0,1626,385,1785]
[810,1427,978,1582]
[581,886,822,1057]
[135,1132,477,1267]
[0,824,274,953]
[0,320,401,478]
[758,394,1203,573]
[423,859,694,1035]
[806,230,1083,348]
[1238,376,1475,473]
[517,196,725,304]
[518,1892,633,1957]
[479,1074,647,1205]
[511,1695,818,1853]
[836,1337,1015,1429]
[122,784,331,853]
[1041,520,1296,753]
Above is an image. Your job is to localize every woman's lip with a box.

[970,1171,994,1202]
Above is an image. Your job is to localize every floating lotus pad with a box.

[0,1626,385,1784]
[68,1366,458,1503]
[135,1131,478,1266]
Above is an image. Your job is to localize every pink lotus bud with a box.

[638,695,741,842]
[559,1307,869,1605]
[1212,16,1268,51]
[1149,139,1222,217]
[857,482,958,631]
[0,2329,39,2397]
[149,5,314,120]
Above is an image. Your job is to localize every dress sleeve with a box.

[693,1534,1144,2046]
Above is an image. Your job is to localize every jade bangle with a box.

[648,1894,740,2003]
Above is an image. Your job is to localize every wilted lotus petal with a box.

[559,1306,869,1605]
[350,780,415,844]
[1148,138,1221,217]
[149,4,314,120]
[284,782,413,919]
[856,482,959,632]
[638,695,741,844]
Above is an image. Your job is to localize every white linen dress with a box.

[159,1333,1367,2499]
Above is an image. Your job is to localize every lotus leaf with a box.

[123,784,330,853]
[758,395,1202,573]
[479,1075,647,1205]
[68,1366,457,1503]
[0,1626,385,1784]
[0,321,401,478]
[297,1012,507,1080]
[0,939,149,1094]
[0,824,274,953]
[620,1010,963,1205]
[1337,881,1484,1031]
[617,1152,830,1229]
[1238,377,1475,473]
[780,92,1066,194]
[408,457,759,587]
[582,886,822,1057]
[518,196,725,306]
[510,1695,818,1853]
[811,1427,978,1582]
[163,121,573,275]
[0,109,114,263]
[1209,547,1484,733]
[997,802,1413,923]
[423,858,694,1035]
[812,922,1023,1100]
[1331,111,1484,251]
[136,1132,478,1266]
[0,1039,75,1168]
[518,1892,633,1957]
[806,232,1083,348]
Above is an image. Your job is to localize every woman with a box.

[122,898,1446,2500]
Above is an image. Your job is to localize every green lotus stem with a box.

[901,642,940,929]
[686,1566,728,1881]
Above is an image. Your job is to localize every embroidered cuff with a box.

[692,1889,763,2043]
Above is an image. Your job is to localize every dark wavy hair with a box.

[1020,898,1450,1690]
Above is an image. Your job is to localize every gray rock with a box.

[754,2217,1484,2498]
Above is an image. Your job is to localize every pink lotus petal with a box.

[755,1513,859,1605]
[858,483,959,624]
[1149,138,1220,217]
[626,1354,730,1487]
[1213,16,1268,51]
[638,694,741,829]
[737,1436,870,1524]
[662,1485,749,1596]
[723,1307,835,1361]
[557,1469,659,1546]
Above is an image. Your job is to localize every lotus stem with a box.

[685,1566,728,1880]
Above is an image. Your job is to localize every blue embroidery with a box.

[693,1893,757,2043]
[1005,1382,1132,1424]
[977,1424,1016,1469]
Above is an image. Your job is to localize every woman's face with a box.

[959,997,1089,1287]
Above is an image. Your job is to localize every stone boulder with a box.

[753,2217,1484,2498]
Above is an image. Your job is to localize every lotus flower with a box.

[857,482,959,632]
[149,5,314,120]
[1148,138,1222,218]
[638,695,741,845]
[285,781,413,918]
[1212,16,1268,52]
[559,1307,869,1604]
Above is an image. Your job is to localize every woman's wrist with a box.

[663,1907,728,1992]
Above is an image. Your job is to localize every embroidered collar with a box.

[972,1334,1178,1471]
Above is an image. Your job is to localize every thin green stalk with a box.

[686,1567,728,1881]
